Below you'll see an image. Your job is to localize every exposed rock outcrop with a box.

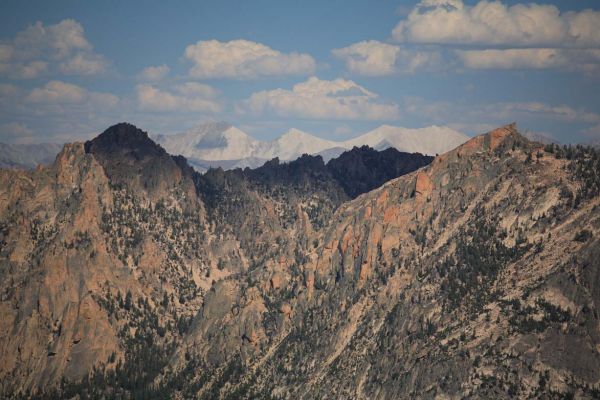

[2,123,600,399]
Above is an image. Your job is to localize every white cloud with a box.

[0,19,108,78]
[27,80,86,103]
[402,96,600,140]
[459,48,561,69]
[135,83,221,113]
[184,39,316,79]
[0,122,34,143]
[502,102,600,124]
[333,40,443,75]
[239,76,400,120]
[582,123,600,138]
[392,0,600,47]
[404,96,600,124]
[174,82,218,98]
[59,53,107,75]
[387,1,600,73]
[457,48,600,72]
[138,64,170,81]
[0,81,120,143]
[333,41,400,76]
[26,80,118,107]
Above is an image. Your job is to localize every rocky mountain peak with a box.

[84,122,196,199]
[84,122,166,158]
[3,122,600,399]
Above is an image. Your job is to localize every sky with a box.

[0,0,599,144]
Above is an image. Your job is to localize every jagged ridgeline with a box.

[1,123,599,399]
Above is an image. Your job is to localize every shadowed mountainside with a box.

[1,123,600,399]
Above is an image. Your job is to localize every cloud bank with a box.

[184,39,316,79]
[332,40,441,75]
[136,82,221,113]
[138,65,170,81]
[392,0,600,47]
[0,19,108,79]
[240,77,400,120]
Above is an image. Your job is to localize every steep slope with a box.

[327,145,434,198]
[0,123,433,398]
[0,124,212,396]
[173,124,600,399]
[2,123,600,399]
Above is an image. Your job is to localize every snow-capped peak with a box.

[343,125,469,156]
[156,122,470,172]
[154,122,259,161]
[269,129,338,160]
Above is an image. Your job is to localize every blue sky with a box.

[0,0,599,144]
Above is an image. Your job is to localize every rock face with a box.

[1,123,600,399]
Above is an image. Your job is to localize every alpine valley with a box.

[1,122,600,400]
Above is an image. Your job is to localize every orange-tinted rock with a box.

[415,171,434,197]
[488,123,517,150]
[270,274,282,290]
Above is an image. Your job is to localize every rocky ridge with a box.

[1,123,599,399]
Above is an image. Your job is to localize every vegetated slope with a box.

[0,123,432,398]
[237,125,600,399]
[0,124,209,395]
[221,126,600,399]
[173,124,600,399]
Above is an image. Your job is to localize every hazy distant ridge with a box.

[154,122,469,171]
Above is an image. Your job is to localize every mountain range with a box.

[0,142,63,170]
[153,122,469,171]
[0,123,468,173]
[1,122,599,399]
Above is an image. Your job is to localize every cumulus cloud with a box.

[457,48,600,72]
[582,123,600,138]
[136,82,221,113]
[138,64,170,81]
[184,39,316,79]
[502,102,600,124]
[389,1,600,72]
[333,41,400,76]
[392,0,600,47]
[0,19,108,78]
[239,76,400,120]
[333,40,442,75]
[405,96,600,124]
[401,96,600,140]
[0,122,34,143]
[0,81,121,143]
[59,53,107,75]
[26,80,118,108]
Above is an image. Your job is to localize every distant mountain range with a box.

[153,122,470,171]
[0,123,467,172]
[0,142,63,169]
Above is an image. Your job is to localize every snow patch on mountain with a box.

[155,122,470,172]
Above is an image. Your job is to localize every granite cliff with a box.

[1,123,599,399]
